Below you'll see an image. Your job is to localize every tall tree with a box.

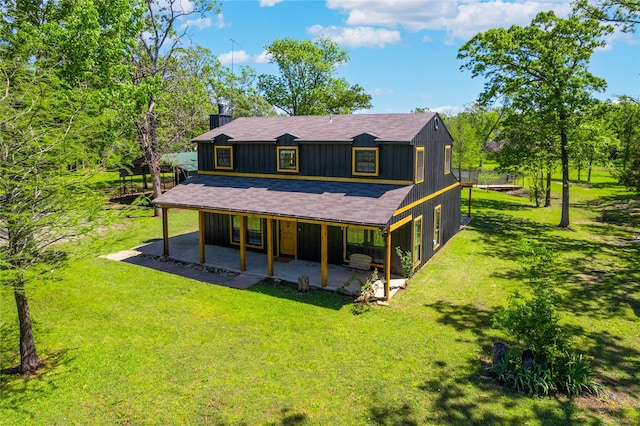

[257,37,372,116]
[445,105,501,177]
[609,96,640,191]
[458,11,612,228]
[130,0,218,216]
[496,109,559,207]
[0,0,136,374]
[573,0,640,32]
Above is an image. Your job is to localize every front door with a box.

[279,220,296,257]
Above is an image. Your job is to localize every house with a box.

[153,112,461,299]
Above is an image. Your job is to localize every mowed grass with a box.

[1,169,638,425]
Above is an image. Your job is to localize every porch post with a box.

[239,215,247,272]
[266,217,273,276]
[198,210,205,264]
[385,229,391,300]
[162,207,169,257]
[321,223,328,287]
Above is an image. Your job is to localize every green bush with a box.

[395,246,414,278]
[492,350,601,397]
[493,240,571,365]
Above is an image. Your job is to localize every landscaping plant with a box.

[492,240,601,396]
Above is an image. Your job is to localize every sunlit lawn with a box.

[1,169,638,424]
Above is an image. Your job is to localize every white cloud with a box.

[260,0,283,6]
[213,13,229,29]
[254,50,272,64]
[218,50,252,66]
[218,50,271,66]
[431,105,465,116]
[326,0,572,40]
[181,17,212,30]
[371,88,394,96]
[308,25,401,47]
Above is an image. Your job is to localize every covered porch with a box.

[153,174,414,299]
[127,231,405,298]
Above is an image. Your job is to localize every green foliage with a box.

[493,241,570,363]
[346,268,384,306]
[395,246,414,278]
[257,37,372,116]
[458,10,613,226]
[492,349,601,396]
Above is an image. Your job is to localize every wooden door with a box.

[279,220,296,256]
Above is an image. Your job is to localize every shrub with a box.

[395,246,414,278]
[493,240,571,365]
[492,349,600,397]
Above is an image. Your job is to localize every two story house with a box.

[153,112,460,299]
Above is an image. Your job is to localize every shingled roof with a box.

[154,174,413,227]
[192,112,438,143]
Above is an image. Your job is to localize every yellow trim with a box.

[433,204,442,250]
[159,206,390,230]
[444,145,451,175]
[389,214,412,232]
[352,147,379,176]
[413,215,423,267]
[197,170,413,186]
[230,215,265,249]
[321,224,328,287]
[415,147,425,184]
[277,146,299,173]
[393,182,459,217]
[214,146,233,170]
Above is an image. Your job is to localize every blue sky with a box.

[187,0,639,115]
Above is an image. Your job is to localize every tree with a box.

[444,105,501,176]
[609,96,640,192]
[257,37,372,116]
[129,0,218,216]
[189,46,276,118]
[458,11,612,227]
[496,109,559,207]
[0,0,135,374]
[573,0,640,32]
[569,102,619,182]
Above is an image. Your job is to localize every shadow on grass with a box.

[0,346,74,417]
[247,279,354,311]
[411,300,619,425]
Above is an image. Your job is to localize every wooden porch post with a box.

[266,217,273,276]
[162,207,169,257]
[385,229,391,300]
[198,210,205,264]
[239,215,247,272]
[321,223,328,287]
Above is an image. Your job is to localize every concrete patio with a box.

[106,232,406,299]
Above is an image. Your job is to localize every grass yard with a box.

[1,169,638,425]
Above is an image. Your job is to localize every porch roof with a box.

[153,174,413,228]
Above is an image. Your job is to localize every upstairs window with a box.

[444,145,451,175]
[215,146,233,170]
[415,147,425,183]
[433,205,442,249]
[277,147,299,173]
[352,148,379,176]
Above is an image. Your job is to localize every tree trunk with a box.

[14,284,43,374]
[559,117,570,228]
[136,99,164,217]
[544,170,552,208]
[588,152,593,183]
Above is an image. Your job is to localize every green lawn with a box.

[1,170,638,425]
